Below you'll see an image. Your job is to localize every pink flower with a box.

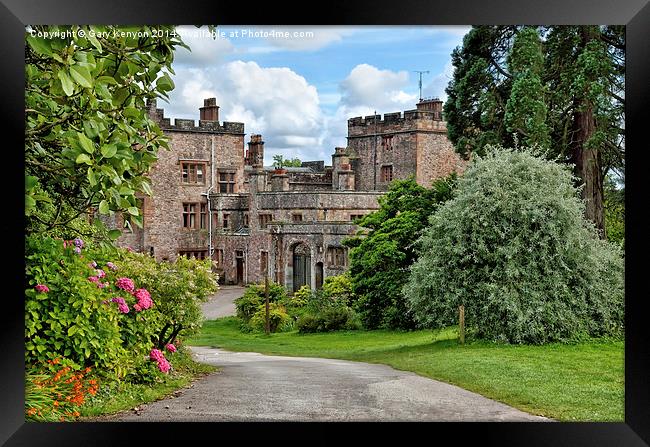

[106,262,117,271]
[88,261,97,268]
[117,303,129,314]
[74,247,82,255]
[116,277,135,293]
[73,238,84,248]
[150,349,165,362]
[97,282,109,289]
[133,288,153,310]
[157,357,171,373]
[133,303,142,312]
[165,343,177,353]
[96,269,106,278]
[34,284,49,293]
[88,276,99,283]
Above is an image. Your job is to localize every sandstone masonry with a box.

[112,97,466,292]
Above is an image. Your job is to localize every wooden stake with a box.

[459,305,465,345]
[264,273,270,335]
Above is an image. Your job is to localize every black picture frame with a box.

[3,0,648,444]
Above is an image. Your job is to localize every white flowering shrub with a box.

[404,146,624,344]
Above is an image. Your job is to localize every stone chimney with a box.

[200,98,220,122]
[416,98,443,119]
[271,172,290,192]
[246,134,264,169]
[332,147,355,190]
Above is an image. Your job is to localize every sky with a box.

[163,25,471,165]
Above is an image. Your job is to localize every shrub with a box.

[249,303,292,333]
[25,236,127,375]
[345,176,456,329]
[321,273,355,305]
[296,306,362,333]
[115,252,218,349]
[404,146,625,344]
[235,282,287,323]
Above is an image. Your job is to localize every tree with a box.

[344,176,456,329]
[404,146,624,344]
[272,154,302,168]
[603,175,624,248]
[504,27,550,148]
[25,25,188,238]
[444,26,625,235]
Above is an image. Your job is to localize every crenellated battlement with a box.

[146,98,245,135]
[347,110,447,136]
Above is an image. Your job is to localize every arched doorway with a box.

[292,243,311,292]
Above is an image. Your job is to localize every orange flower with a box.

[26,408,37,416]
[53,401,59,407]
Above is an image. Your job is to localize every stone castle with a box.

[111,97,465,291]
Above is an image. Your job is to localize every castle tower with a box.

[346,101,464,190]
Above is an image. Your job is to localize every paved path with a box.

[200,286,244,320]
[102,286,549,422]
[109,347,547,422]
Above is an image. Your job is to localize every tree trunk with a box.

[571,103,605,236]
[570,27,606,237]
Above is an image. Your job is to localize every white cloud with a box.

[165,61,325,165]
[340,64,416,111]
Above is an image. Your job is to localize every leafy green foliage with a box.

[235,282,288,323]
[504,27,550,148]
[321,272,355,306]
[25,236,126,376]
[444,26,625,232]
[344,176,456,329]
[603,176,624,248]
[272,154,302,169]
[114,252,218,349]
[295,306,362,333]
[25,25,188,236]
[404,146,624,344]
[249,303,293,333]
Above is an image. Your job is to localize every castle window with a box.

[259,214,272,228]
[223,213,230,229]
[380,165,393,183]
[243,213,249,228]
[178,250,208,260]
[350,214,365,222]
[382,135,393,150]
[181,162,206,185]
[182,203,198,228]
[292,213,303,222]
[218,171,235,193]
[200,203,208,229]
[327,247,347,267]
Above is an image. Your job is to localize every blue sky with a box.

[164,26,470,164]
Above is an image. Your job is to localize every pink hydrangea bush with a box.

[132,288,153,311]
[115,277,135,293]
[165,343,177,353]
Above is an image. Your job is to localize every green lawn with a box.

[187,317,624,421]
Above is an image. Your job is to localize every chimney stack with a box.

[416,98,443,119]
[200,98,219,122]
[246,134,265,169]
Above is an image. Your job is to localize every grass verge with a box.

[187,316,623,422]
[78,347,216,419]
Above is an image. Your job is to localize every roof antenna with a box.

[414,70,430,102]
